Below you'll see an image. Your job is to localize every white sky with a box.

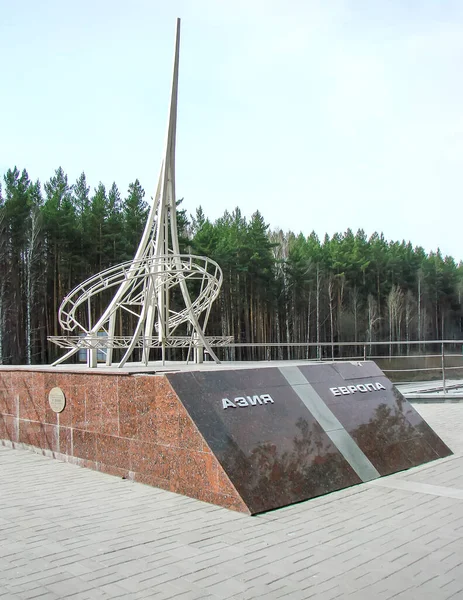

[1,0,463,260]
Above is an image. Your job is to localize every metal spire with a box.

[49,19,231,367]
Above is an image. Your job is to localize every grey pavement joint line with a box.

[278,366,380,482]
[368,478,463,499]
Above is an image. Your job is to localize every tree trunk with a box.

[328,276,335,360]
[316,265,321,359]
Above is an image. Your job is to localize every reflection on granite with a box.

[311,372,452,477]
[167,369,363,513]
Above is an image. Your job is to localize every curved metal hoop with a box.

[58,254,222,336]
[50,254,224,366]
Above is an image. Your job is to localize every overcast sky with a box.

[1,0,462,260]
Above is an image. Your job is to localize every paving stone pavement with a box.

[1,403,463,600]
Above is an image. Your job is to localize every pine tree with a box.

[106,182,124,262]
[3,168,32,362]
[122,179,148,258]
[42,167,76,341]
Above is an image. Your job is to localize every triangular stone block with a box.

[166,362,452,514]
[0,362,452,515]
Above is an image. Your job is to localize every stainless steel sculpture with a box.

[49,19,231,368]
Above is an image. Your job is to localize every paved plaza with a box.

[1,403,463,600]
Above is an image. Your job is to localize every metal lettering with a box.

[260,394,274,404]
[247,395,263,405]
[330,382,387,396]
[222,394,274,409]
[235,397,249,407]
[222,398,236,409]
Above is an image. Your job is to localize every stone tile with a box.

[96,433,131,470]
[73,429,97,461]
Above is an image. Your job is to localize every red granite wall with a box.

[0,370,248,513]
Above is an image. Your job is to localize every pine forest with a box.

[1,166,462,365]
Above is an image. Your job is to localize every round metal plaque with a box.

[48,387,66,413]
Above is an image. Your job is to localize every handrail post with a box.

[441,342,446,395]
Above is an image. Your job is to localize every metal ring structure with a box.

[49,253,224,366]
[58,254,222,337]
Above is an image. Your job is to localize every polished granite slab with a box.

[167,361,452,514]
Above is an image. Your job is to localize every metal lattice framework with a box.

[49,18,231,367]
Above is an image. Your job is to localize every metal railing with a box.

[212,340,463,391]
